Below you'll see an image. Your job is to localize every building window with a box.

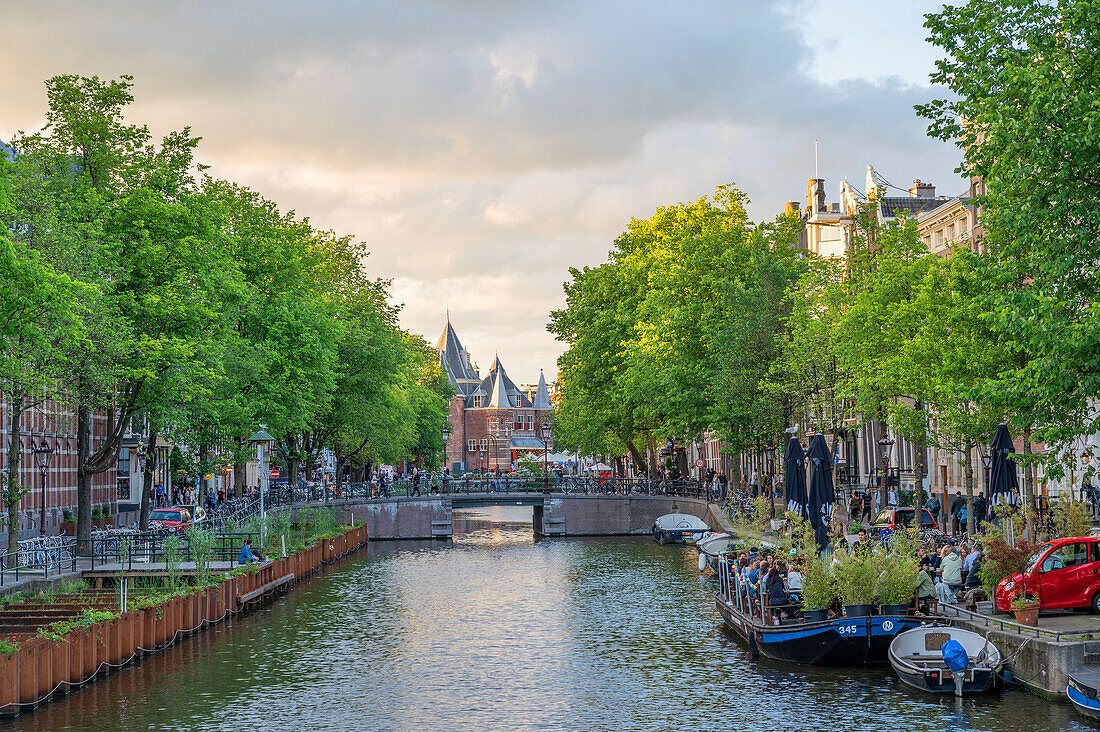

[514,415,524,431]
[526,415,534,431]
[480,438,488,452]
[117,447,131,501]
[473,395,482,407]
[467,439,477,453]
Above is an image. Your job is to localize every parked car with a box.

[147,507,194,533]
[873,507,938,535]
[996,537,1100,613]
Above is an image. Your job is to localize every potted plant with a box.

[877,552,917,615]
[833,548,879,617]
[1011,593,1040,626]
[60,508,77,536]
[799,558,836,622]
[91,505,104,530]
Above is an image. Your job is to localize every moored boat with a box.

[715,556,918,665]
[1068,668,1100,721]
[697,532,735,573]
[888,626,1002,696]
[652,513,709,545]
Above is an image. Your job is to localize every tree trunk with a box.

[139,427,158,530]
[76,401,92,554]
[6,394,24,554]
[913,404,927,531]
[1022,425,1035,539]
[877,417,889,512]
[964,442,975,536]
[233,459,246,498]
[625,439,647,475]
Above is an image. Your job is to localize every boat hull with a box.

[894,666,998,695]
[715,596,918,666]
[1068,674,1100,720]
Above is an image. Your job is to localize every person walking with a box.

[973,492,988,534]
[749,469,760,498]
[924,493,942,528]
[950,491,965,536]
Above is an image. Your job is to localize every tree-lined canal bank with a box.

[1,508,1084,731]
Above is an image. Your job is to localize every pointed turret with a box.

[533,370,552,410]
[487,369,511,408]
[435,315,480,392]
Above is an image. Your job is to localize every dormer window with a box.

[473,395,483,407]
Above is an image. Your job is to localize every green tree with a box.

[920,0,1100,462]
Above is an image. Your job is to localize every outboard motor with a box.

[941,639,969,697]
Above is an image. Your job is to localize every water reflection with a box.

[0,507,1085,732]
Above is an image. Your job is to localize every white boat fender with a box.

[698,552,707,572]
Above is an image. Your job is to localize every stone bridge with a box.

[305,493,725,540]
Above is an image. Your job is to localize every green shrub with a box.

[800,556,836,611]
[832,548,879,605]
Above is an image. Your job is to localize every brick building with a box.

[0,395,117,546]
[437,317,553,473]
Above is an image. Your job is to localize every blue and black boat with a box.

[715,559,919,665]
[1068,668,1100,721]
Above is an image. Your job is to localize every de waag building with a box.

[436,317,553,474]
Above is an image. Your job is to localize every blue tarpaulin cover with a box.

[941,639,969,673]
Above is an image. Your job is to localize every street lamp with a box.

[878,435,895,511]
[33,439,54,535]
[540,419,553,493]
[764,445,776,517]
[248,429,277,522]
[441,422,451,467]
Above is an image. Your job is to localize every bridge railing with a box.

[245,476,718,507]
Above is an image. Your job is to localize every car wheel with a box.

[1092,591,1100,615]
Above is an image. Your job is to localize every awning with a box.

[510,435,547,450]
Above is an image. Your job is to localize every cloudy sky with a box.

[1,0,960,384]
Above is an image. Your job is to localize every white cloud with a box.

[0,0,961,381]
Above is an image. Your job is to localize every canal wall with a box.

[949,610,1100,698]
[533,495,713,537]
[0,524,368,717]
[340,494,717,540]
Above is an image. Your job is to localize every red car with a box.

[996,537,1100,613]
[148,507,193,533]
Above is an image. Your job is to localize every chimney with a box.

[909,179,935,198]
[784,201,801,215]
[829,202,839,213]
[806,178,825,213]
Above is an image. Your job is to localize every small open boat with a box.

[697,532,735,573]
[652,513,709,545]
[888,626,1002,696]
[1068,668,1100,721]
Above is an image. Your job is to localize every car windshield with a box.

[1024,543,1053,574]
[873,510,892,525]
[149,510,179,521]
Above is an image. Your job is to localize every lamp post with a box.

[540,419,553,493]
[33,439,54,535]
[248,429,277,523]
[441,422,451,469]
[878,435,895,513]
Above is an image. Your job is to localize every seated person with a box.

[765,567,790,622]
[784,561,803,604]
[238,538,262,565]
[960,551,987,610]
[916,561,937,613]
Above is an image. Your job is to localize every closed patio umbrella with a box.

[806,434,836,551]
[784,437,808,520]
[988,423,1020,507]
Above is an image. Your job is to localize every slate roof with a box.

[510,435,548,450]
[435,316,480,393]
[532,370,552,410]
[466,358,534,409]
[878,196,952,219]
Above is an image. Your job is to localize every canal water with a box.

[2,507,1088,731]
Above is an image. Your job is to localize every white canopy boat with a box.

[652,513,710,545]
